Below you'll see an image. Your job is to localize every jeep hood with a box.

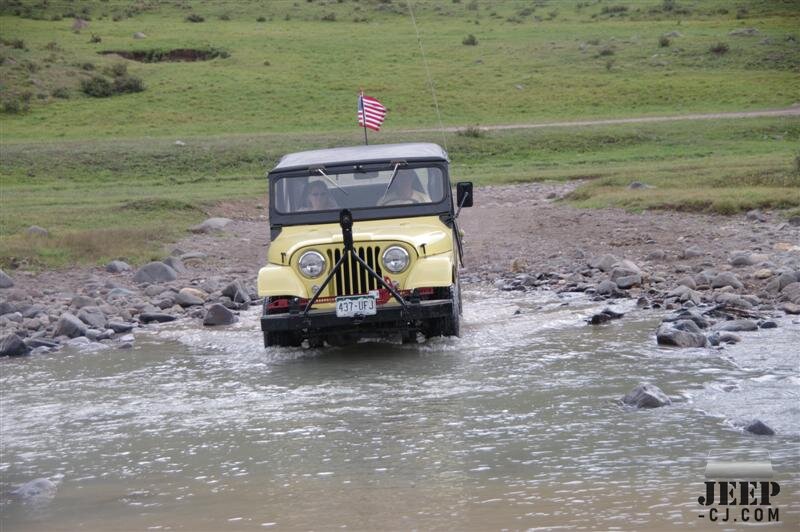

[267,215,452,264]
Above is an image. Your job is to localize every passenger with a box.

[299,181,337,211]
[378,170,429,205]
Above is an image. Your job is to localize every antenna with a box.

[407,1,448,153]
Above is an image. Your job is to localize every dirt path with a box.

[402,105,800,134]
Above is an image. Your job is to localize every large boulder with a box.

[163,256,188,275]
[11,478,57,505]
[589,254,618,272]
[662,309,710,329]
[175,287,206,307]
[713,319,758,332]
[189,217,233,233]
[621,383,671,408]
[133,262,178,284]
[222,280,251,303]
[744,419,775,436]
[0,301,16,316]
[711,272,743,290]
[139,313,177,323]
[203,303,237,326]
[656,323,707,348]
[708,332,742,346]
[0,269,14,289]
[54,312,87,338]
[615,274,642,289]
[596,280,625,298]
[77,306,107,329]
[1,333,30,357]
[26,225,49,237]
[105,260,131,273]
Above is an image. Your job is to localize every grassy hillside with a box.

[1,0,798,140]
[1,0,799,269]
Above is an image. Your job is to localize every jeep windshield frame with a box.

[268,159,453,227]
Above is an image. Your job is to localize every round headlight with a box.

[298,251,326,278]
[382,246,409,273]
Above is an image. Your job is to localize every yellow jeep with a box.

[258,142,473,347]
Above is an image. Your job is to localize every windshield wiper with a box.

[314,168,348,195]
[379,162,404,204]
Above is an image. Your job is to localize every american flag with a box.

[358,92,387,131]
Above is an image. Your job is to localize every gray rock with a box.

[1,333,30,356]
[615,274,642,289]
[26,225,49,237]
[759,320,778,329]
[596,280,625,298]
[788,216,800,227]
[144,284,169,297]
[713,319,758,332]
[0,269,14,289]
[745,209,767,222]
[656,324,707,348]
[107,287,136,299]
[106,260,131,273]
[676,276,696,290]
[673,319,703,334]
[77,306,107,329]
[729,251,756,267]
[133,31,146,39]
[715,293,753,309]
[133,262,178,284]
[646,250,666,261]
[70,295,95,309]
[11,478,57,504]
[26,337,59,349]
[711,272,743,290]
[587,308,624,325]
[54,312,87,338]
[139,313,177,323]
[621,383,671,408]
[175,289,204,307]
[21,304,45,319]
[780,302,800,315]
[663,309,710,329]
[162,257,188,275]
[0,301,16,315]
[627,181,654,190]
[203,303,237,326]
[222,280,250,304]
[189,217,233,233]
[589,254,618,272]
[108,321,134,333]
[708,332,742,346]
[744,419,775,436]
[180,251,207,261]
[681,246,704,259]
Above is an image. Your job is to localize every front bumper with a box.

[261,299,453,336]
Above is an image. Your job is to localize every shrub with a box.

[51,87,70,99]
[81,76,114,97]
[89,33,101,43]
[601,5,628,14]
[185,13,204,23]
[80,62,95,71]
[219,13,231,21]
[10,38,25,49]
[44,41,61,51]
[598,46,615,56]
[605,58,615,70]
[466,1,478,10]
[256,16,266,22]
[794,152,800,175]
[457,126,485,138]
[113,75,144,94]
[709,42,729,55]
[659,35,670,47]
[321,12,336,21]
[105,63,128,77]
[462,34,478,46]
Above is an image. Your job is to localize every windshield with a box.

[273,166,446,214]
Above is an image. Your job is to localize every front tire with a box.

[426,279,461,338]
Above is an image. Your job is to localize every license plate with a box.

[335,295,377,318]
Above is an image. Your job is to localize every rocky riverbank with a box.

[2,181,799,356]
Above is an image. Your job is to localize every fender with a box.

[404,252,454,289]
[257,264,308,298]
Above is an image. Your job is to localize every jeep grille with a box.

[325,246,384,296]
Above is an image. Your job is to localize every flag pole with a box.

[360,90,369,145]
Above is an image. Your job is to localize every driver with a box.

[299,180,338,211]
[378,170,429,205]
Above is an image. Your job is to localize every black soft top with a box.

[270,142,448,174]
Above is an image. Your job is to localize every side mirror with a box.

[456,182,473,208]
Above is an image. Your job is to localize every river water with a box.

[1,288,798,530]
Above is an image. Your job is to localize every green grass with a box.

[1,0,798,269]
[2,117,798,269]
[1,0,799,140]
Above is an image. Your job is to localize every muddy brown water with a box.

[1,289,798,530]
